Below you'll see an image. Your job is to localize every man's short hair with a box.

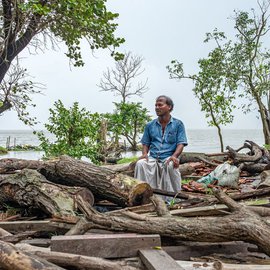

[156,95,174,111]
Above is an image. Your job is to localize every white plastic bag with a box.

[197,162,240,188]
[212,163,240,188]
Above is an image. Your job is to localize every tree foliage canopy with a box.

[108,102,151,151]
[0,0,124,120]
[36,100,103,163]
[168,0,270,146]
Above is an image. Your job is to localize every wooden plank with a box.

[51,234,161,258]
[139,249,184,270]
[0,220,72,233]
[176,260,270,270]
[163,242,251,260]
[170,199,270,217]
[20,238,51,248]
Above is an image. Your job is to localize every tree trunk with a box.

[77,189,270,256]
[0,169,94,218]
[0,156,153,207]
[255,96,270,145]
[216,124,224,152]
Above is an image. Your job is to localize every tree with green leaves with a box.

[36,100,102,163]
[108,102,151,151]
[228,1,270,144]
[0,0,124,115]
[169,0,270,146]
[167,39,237,152]
[98,51,148,103]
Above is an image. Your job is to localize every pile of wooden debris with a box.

[0,141,270,270]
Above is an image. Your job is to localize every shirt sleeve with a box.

[177,121,188,146]
[141,123,151,146]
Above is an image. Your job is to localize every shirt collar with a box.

[155,116,174,125]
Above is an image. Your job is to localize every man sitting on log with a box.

[135,95,188,201]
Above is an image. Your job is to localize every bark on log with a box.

[102,161,199,177]
[0,240,65,270]
[76,189,270,256]
[179,152,227,163]
[0,169,94,218]
[227,140,263,164]
[16,243,140,270]
[0,156,153,207]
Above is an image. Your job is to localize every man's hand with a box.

[167,156,179,168]
[138,154,148,162]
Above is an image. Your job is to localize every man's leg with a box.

[161,160,181,193]
[134,158,161,189]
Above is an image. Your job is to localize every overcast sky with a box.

[1,0,263,130]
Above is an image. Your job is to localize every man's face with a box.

[155,98,171,116]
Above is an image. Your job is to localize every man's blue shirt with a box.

[141,117,188,160]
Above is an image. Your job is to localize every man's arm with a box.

[167,144,184,168]
[138,144,149,161]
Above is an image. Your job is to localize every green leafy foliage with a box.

[117,156,138,164]
[1,0,124,67]
[0,0,124,124]
[36,100,102,163]
[201,3,270,144]
[108,102,151,151]
[0,146,8,155]
[167,46,236,152]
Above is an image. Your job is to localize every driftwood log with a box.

[75,189,270,257]
[0,169,94,218]
[227,140,270,173]
[0,156,153,207]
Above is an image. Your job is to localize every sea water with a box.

[0,129,265,160]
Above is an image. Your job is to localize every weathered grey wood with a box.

[51,234,161,258]
[176,260,270,270]
[170,202,270,217]
[16,243,139,270]
[0,227,12,237]
[163,241,251,260]
[0,220,72,233]
[20,238,51,248]
[138,249,184,270]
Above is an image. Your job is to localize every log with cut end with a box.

[0,156,153,206]
[0,169,94,218]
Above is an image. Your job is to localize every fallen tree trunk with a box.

[0,169,94,218]
[0,156,153,207]
[76,189,270,256]
[0,240,65,270]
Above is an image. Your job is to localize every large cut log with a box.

[0,169,94,218]
[102,162,199,177]
[0,240,64,270]
[76,189,270,256]
[0,156,153,206]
